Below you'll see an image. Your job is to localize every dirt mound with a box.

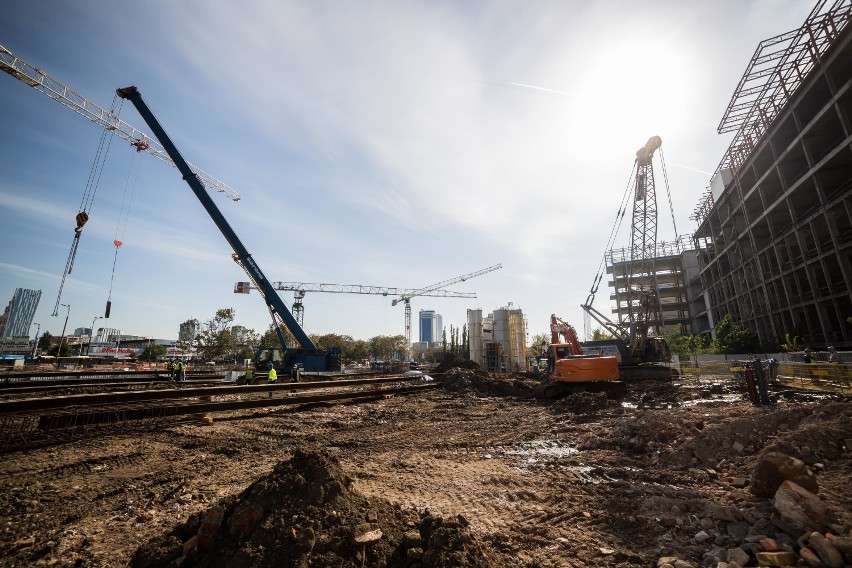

[552,391,613,413]
[131,450,509,568]
[433,354,481,374]
[440,367,541,398]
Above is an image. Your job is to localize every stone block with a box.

[751,452,817,498]
[772,481,825,536]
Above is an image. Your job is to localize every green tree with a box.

[48,341,71,357]
[712,314,760,354]
[529,332,550,358]
[235,346,256,362]
[591,328,613,340]
[260,325,281,347]
[780,333,804,353]
[367,335,407,360]
[347,339,370,364]
[662,324,714,357]
[197,308,238,361]
[141,343,167,361]
[461,324,468,359]
[38,331,53,352]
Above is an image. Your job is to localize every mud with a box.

[0,363,850,567]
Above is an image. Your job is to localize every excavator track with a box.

[539,379,626,400]
[619,365,676,382]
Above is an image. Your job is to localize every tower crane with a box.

[234,281,476,327]
[0,44,240,201]
[392,264,502,354]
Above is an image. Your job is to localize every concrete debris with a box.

[750,451,818,497]
[772,480,826,536]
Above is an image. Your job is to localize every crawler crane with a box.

[581,135,675,381]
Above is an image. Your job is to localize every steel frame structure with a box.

[692,0,851,225]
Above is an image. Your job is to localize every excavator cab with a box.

[549,344,620,383]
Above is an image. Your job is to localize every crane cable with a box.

[583,165,636,339]
[52,94,122,316]
[658,147,679,239]
[104,139,143,318]
[585,164,636,307]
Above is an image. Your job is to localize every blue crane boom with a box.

[116,86,336,371]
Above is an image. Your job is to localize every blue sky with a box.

[1,1,814,342]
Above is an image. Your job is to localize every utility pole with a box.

[89,316,103,356]
[57,303,70,366]
[31,322,40,358]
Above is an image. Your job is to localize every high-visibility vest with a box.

[268,368,277,383]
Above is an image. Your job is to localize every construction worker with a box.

[167,359,175,380]
[176,360,186,382]
[267,364,277,398]
[244,365,254,385]
[290,364,301,383]
[803,348,815,364]
[827,346,839,363]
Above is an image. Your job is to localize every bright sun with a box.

[572,37,692,151]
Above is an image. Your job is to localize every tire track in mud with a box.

[35,451,149,478]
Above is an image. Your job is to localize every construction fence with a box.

[672,354,851,395]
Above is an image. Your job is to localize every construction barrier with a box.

[674,359,850,395]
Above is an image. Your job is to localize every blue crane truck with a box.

[116,86,339,374]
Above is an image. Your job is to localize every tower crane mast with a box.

[0,44,239,201]
[392,264,502,352]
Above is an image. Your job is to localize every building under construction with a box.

[606,236,696,335]
[595,1,850,350]
[688,1,851,349]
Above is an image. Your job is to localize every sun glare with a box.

[571,37,692,151]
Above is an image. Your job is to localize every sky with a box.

[0,0,816,344]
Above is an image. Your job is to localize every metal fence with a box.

[673,356,850,395]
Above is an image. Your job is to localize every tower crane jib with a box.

[0,44,240,201]
[392,264,503,352]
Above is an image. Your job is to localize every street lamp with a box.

[57,303,71,366]
[89,316,103,356]
[31,322,41,358]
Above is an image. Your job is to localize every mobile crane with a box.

[116,86,339,373]
[542,314,620,397]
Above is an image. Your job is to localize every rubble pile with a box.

[130,450,509,568]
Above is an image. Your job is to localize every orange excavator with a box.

[542,314,621,397]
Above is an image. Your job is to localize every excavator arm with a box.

[549,314,584,355]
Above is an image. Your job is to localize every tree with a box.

[38,331,53,352]
[780,333,805,353]
[48,341,71,357]
[197,308,238,361]
[529,333,549,358]
[235,346,255,362]
[712,314,760,354]
[367,335,406,360]
[141,343,167,361]
[260,325,281,347]
[591,328,613,340]
[461,324,468,359]
[662,324,714,357]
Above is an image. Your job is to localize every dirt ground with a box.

[0,364,850,567]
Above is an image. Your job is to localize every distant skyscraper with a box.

[418,310,443,344]
[0,288,42,338]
